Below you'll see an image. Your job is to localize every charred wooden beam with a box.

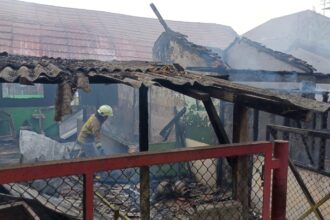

[201,86,313,120]
[155,76,323,120]
[202,98,231,188]
[314,72,330,84]
[2,52,330,121]
[139,85,149,151]
[284,118,315,166]
[174,107,185,147]
[190,75,330,111]
[202,98,230,144]
[253,109,259,141]
[319,93,329,170]
[156,81,210,101]
[186,67,317,82]
[139,85,150,220]
[159,107,186,141]
[150,3,171,33]
[267,124,330,139]
[232,104,249,220]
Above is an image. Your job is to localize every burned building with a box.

[0,0,238,150]
[0,1,329,219]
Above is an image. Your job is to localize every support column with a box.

[139,85,150,220]
[319,92,328,170]
[203,98,230,187]
[232,104,249,220]
[253,109,259,141]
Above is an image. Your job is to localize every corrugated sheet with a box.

[1,52,330,121]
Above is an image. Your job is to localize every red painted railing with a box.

[0,141,288,220]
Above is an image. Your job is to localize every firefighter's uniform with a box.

[76,105,113,157]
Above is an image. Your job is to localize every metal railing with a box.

[267,125,330,220]
[0,141,288,220]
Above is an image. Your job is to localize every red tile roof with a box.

[0,0,237,61]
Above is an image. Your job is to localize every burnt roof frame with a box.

[0,53,330,122]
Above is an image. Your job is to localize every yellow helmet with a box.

[97,105,113,117]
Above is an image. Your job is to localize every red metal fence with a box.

[0,141,288,220]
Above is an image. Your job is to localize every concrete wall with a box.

[115,84,185,145]
[169,41,211,68]
[225,41,304,72]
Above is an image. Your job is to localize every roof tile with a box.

[0,0,238,61]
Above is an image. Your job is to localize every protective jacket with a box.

[77,114,103,147]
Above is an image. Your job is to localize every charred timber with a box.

[1,52,330,121]
[160,107,186,141]
[187,68,317,83]
[202,99,230,144]
[267,124,330,139]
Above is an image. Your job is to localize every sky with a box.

[22,0,329,34]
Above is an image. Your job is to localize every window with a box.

[2,83,44,99]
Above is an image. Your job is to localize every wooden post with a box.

[139,85,150,220]
[203,98,230,144]
[203,98,230,187]
[319,92,328,170]
[253,109,259,141]
[220,100,225,124]
[232,104,249,220]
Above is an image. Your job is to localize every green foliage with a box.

[181,103,216,144]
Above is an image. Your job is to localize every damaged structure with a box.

[150,5,330,219]
[0,1,329,219]
[0,48,329,219]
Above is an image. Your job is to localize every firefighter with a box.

[77,105,113,157]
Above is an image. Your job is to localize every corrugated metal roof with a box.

[0,0,237,61]
[1,52,329,121]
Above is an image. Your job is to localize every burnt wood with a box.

[139,85,150,220]
[267,124,330,139]
[150,3,171,33]
[232,104,249,220]
[159,107,186,141]
[1,53,330,121]
[319,93,329,170]
[202,98,230,144]
[253,109,259,141]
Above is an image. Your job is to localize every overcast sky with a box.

[22,0,328,34]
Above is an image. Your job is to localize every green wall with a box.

[1,107,58,138]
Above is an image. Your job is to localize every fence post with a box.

[271,141,289,220]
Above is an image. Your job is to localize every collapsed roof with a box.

[1,52,329,121]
